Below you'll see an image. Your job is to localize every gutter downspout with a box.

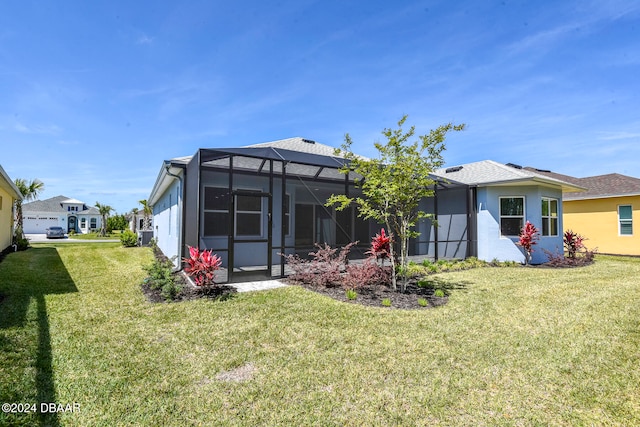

[165,165,185,272]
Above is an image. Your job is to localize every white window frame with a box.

[618,205,633,236]
[90,218,97,229]
[499,196,525,237]
[234,188,263,238]
[541,197,559,236]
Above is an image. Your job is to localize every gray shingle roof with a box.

[433,160,585,192]
[169,137,350,164]
[525,168,640,200]
[23,195,96,214]
[245,137,341,157]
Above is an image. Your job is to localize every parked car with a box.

[46,226,65,239]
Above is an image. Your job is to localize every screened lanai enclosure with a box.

[172,145,477,283]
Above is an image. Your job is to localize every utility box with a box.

[138,230,154,246]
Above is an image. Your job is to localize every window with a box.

[619,205,633,235]
[203,187,230,236]
[81,218,86,228]
[235,191,262,237]
[283,194,291,236]
[499,197,524,236]
[541,197,558,236]
[90,218,97,229]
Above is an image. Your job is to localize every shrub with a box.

[345,289,357,300]
[367,228,391,261]
[434,289,445,298]
[517,221,540,265]
[143,257,181,301]
[417,298,428,307]
[183,246,222,287]
[564,230,586,259]
[282,242,355,288]
[120,230,138,247]
[13,236,29,251]
[343,257,391,291]
[381,298,392,307]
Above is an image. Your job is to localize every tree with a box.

[95,202,113,237]
[326,115,465,292]
[139,199,152,231]
[107,214,128,233]
[130,207,139,233]
[14,178,45,238]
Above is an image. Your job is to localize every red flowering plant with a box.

[183,246,222,286]
[517,221,540,265]
[564,230,586,259]
[367,228,392,263]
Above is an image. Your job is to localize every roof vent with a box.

[506,163,522,169]
[301,138,316,144]
[445,166,463,173]
[535,168,551,173]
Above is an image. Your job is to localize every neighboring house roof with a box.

[23,195,99,214]
[433,160,586,192]
[0,164,22,200]
[525,168,640,200]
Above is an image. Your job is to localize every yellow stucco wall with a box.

[0,186,14,250]
[563,196,640,255]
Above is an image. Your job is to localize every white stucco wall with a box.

[153,177,182,265]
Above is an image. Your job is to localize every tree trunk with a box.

[400,219,409,293]
[386,220,397,291]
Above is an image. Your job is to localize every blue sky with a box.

[2,1,640,213]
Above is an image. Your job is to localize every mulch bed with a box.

[292,281,448,310]
[141,272,237,303]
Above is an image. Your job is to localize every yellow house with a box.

[527,168,640,256]
[0,164,23,252]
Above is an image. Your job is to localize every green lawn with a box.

[1,244,639,426]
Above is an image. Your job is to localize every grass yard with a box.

[1,243,639,426]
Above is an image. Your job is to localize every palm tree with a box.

[95,202,113,237]
[139,199,152,231]
[14,178,45,238]
[131,207,139,233]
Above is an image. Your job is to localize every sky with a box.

[2,0,640,213]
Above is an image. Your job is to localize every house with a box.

[431,161,585,264]
[0,165,22,252]
[525,168,640,256]
[22,196,102,234]
[149,138,583,282]
[127,212,153,233]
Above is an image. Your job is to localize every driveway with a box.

[26,234,120,243]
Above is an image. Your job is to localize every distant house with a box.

[0,165,22,251]
[526,168,640,256]
[22,196,102,234]
[127,212,153,232]
[148,138,583,282]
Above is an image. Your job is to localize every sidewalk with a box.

[26,234,120,243]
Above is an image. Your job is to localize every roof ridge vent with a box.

[301,138,316,144]
[506,163,522,169]
[445,166,463,173]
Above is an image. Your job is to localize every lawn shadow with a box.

[416,276,470,296]
[0,247,78,427]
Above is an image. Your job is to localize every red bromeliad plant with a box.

[368,228,392,261]
[564,230,586,259]
[517,221,540,265]
[183,246,222,286]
